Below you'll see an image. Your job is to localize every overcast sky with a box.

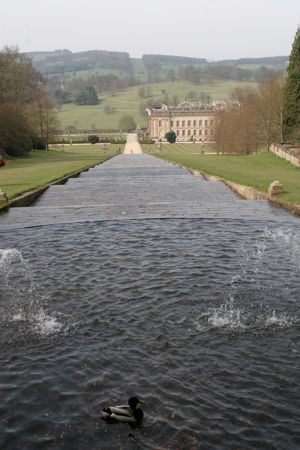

[1,0,299,59]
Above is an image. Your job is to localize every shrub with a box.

[75,86,99,105]
[139,139,155,144]
[32,135,47,150]
[118,115,137,132]
[87,135,99,144]
[165,131,177,144]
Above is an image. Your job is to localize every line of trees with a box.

[0,47,58,156]
[215,75,284,154]
[216,25,300,153]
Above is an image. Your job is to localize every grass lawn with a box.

[0,144,122,200]
[58,80,257,131]
[145,144,300,204]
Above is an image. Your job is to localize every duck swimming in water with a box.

[101,396,144,424]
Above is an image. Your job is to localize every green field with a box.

[64,68,123,80]
[0,145,122,200]
[58,80,257,131]
[131,58,149,82]
[146,144,300,204]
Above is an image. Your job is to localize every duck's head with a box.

[128,396,144,410]
[133,407,144,424]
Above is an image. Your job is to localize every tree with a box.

[0,47,43,104]
[0,47,58,156]
[0,103,33,156]
[119,115,136,132]
[104,104,115,114]
[283,26,300,142]
[88,135,99,144]
[138,86,146,98]
[165,131,176,144]
[54,89,72,110]
[75,86,98,105]
[31,88,58,149]
[166,68,176,82]
[185,90,198,101]
[215,76,284,154]
[256,75,284,146]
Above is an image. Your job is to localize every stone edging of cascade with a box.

[171,161,300,218]
[0,161,105,213]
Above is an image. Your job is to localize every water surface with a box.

[1,219,299,449]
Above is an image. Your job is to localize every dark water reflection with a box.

[0,219,300,449]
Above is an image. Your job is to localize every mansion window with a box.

[182,120,185,127]
[199,130,202,135]
[176,130,179,136]
[176,120,180,127]
[188,120,191,127]
[188,130,191,136]
[205,120,208,126]
[171,121,174,127]
[159,120,162,127]
[182,130,185,136]
[193,120,196,126]
[210,120,214,126]
[199,120,202,126]
[193,130,197,135]
[205,129,208,136]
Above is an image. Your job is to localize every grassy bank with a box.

[145,144,300,204]
[0,144,122,200]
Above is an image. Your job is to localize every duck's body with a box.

[101,396,144,424]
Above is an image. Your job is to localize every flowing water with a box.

[0,219,299,449]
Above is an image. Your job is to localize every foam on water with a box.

[33,310,63,336]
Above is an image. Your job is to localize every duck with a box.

[101,396,144,424]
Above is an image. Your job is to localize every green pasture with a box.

[64,67,123,80]
[146,144,300,204]
[58,80,257,131]
[131,58,149,82]
[0,145,122,200]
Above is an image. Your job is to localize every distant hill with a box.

[28,49,132,76]
[218,56,288,66]
[26,49,288,83]
[143,54,207,65]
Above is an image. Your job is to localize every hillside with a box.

[28,49,133,77]
[27,49,288,83]
[57,80,257,132]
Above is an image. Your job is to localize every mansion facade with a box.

[147,101,227,143]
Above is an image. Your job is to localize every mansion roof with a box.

[147,100,238,117]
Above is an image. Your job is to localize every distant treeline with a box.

[32,50,133,76]
[143,54,207,65]
[218,56,288,66]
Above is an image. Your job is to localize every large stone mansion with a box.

[147,101,229,143]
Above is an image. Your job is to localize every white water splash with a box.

[194,295,298,333]
[0,248,33,291]
[265,310,296,328]
[0,248,63,339]
[33,310,62,336]
[264,227,300,270]
[206,296,244,330]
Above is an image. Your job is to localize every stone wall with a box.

[269,143,300,167]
